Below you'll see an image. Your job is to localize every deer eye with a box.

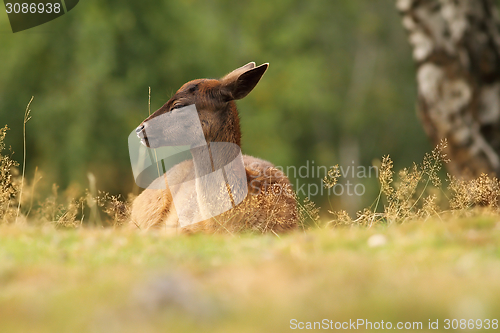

[171,103,184,111]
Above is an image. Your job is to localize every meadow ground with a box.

[1,215,500,333]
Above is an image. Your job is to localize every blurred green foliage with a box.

[0,0,431,210]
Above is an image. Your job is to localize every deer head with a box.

[136,62,269,149]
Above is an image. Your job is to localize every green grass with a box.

[1,216,500,332]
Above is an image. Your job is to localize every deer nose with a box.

[135,124,146,140]
[136,124,145,134]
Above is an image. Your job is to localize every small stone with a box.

[368,234,387,247]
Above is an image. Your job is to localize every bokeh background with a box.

[0,0,432,214]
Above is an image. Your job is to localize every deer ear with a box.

[222,62,256,82]
[221,63,268,100]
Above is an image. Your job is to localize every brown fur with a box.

[130,63,298,233]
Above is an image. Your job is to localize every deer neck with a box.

[190,145,216,178]
[219,102,241,147]
[190,143,238,178]
[189,144,239,219]
[186,103,244,215]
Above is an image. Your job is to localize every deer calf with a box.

[130,62,298,233]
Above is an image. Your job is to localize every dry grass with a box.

[326,139,500,228]
[0,124,130,228]
[0,125,19,223]
[4,116,500,233]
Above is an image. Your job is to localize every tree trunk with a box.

[397,0,500,177]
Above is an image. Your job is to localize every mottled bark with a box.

[397,0,500,177]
